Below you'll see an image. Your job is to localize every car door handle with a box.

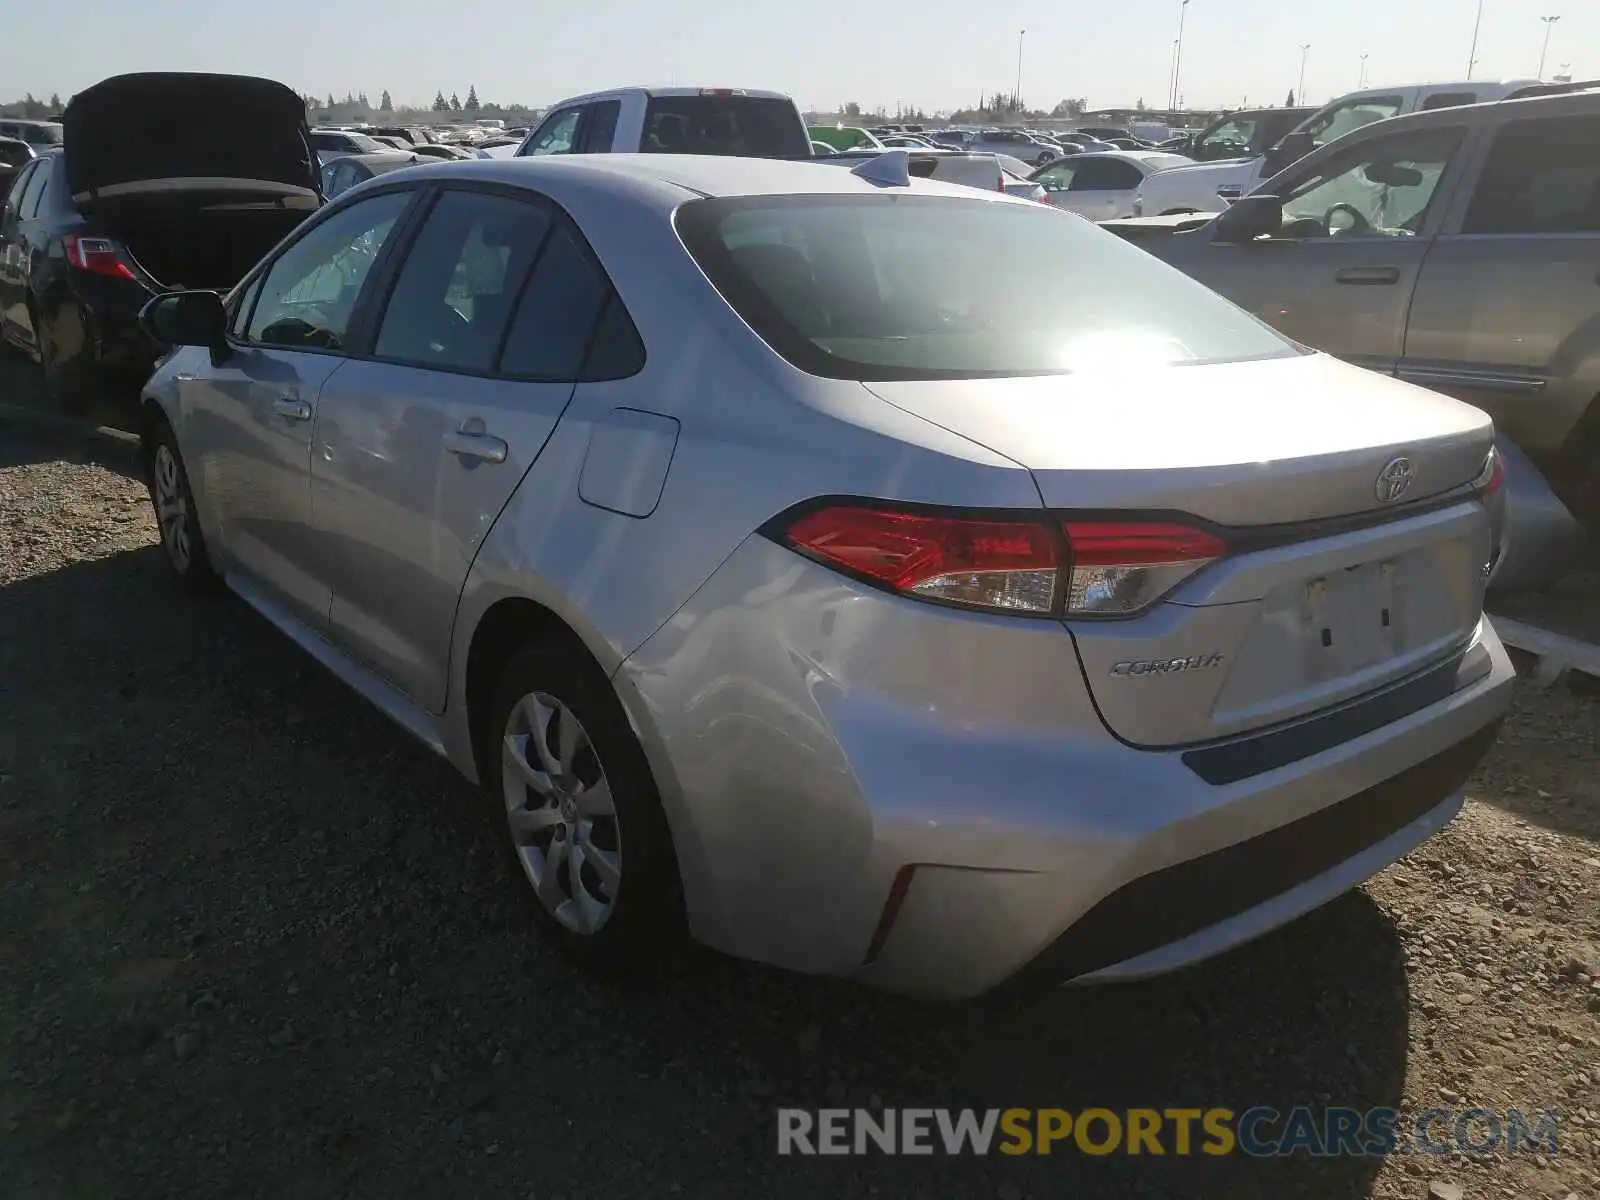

[273,396,313,421]
[442,430,508,463]
[1334,266,1401,286]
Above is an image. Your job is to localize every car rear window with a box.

[676,194,1296,381]
[642,96,809,158]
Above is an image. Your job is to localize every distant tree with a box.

[379,90,393,111]
[465,86,479,111]
[433,90,448,112]
[327,93,336,110]
[843,101,861,118]
[21,92,47,118]
[357,92,369,108]
[1286,89,1295,106]
[1135,97,1146,112]
[449,92,462,111]
[1050,97,1086,118]
[48,92,61,111]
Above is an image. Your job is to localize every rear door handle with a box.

[442,429,508,463]
[273,396,312,421]
[1334,266,1401,286]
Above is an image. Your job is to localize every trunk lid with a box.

[866,354,1497,746]
[64,73,320,212]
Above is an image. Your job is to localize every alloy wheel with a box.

[152,444,192,573]
[501,691,622,934]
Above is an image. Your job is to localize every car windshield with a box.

[641,96,809,157]
[676,194,1296,381]
[347,133,385,153]
[23,123,63,147]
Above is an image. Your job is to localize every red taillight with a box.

[63,234,136,280]
[784,506,1060,613]
[775,504,1226,617]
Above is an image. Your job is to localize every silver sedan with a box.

[135,154,1514,998]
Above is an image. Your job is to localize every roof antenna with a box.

[850,148,913,187]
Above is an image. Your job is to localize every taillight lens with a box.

[1062,521,1228,615]
[783,506,1060,613]
[63,234,136,280]
[774,504,1226,618]
[1473,445,1504,501]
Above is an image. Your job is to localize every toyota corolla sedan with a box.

[135,153,1514,999]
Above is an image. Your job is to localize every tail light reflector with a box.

[1473,445,1504,501]
[63,234,136,280]
[774,504,1226,618]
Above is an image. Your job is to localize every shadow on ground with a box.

[0,543,1414,1200]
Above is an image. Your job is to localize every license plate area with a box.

[1300,558,1406,682]
[1210,538,1480,731]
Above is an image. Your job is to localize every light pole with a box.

[1538,15,1561,79]
[1015,28,1025,111]
[1298,44,1311,103]
[1359,53,1369,89]
[1467,0,1486,79]
[1170,0,1191,113]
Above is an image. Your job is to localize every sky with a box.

[1,0,1590,115]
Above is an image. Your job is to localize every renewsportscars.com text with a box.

[777,1107,1561,1158]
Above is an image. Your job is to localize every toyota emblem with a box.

[1375,456,1415,503]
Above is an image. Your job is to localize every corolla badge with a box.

[1375,456,1415,503]
[1110,653,1224,677]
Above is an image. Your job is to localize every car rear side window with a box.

[677,194,1295,381]
[373,189,555,373]
[641,96,809,157]
[576,101,621,153]
[497,220,632,380]
[1420,92,1479,111]
[1461,116,1600,235]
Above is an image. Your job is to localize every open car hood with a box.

[64,73,319,207]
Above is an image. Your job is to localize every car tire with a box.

[144,416,220,593]
[486,637,686,978]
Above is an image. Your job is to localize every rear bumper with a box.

[75,276,159,371]
[618,538,1516,999]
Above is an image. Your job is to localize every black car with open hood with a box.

[0,73,325,411]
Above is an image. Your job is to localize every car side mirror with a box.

[1263,130,1313,177]
[1211,194,1284,243]
[141,290,230,362]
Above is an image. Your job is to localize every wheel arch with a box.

[456,592,709,933]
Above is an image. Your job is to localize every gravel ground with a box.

[1,364,1597,1199]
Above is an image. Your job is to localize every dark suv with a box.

[0,73,321,409]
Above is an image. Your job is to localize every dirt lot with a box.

[1,362,1597,1199]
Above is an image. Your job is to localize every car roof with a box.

[541,86,793,108]
[368,152,1022,206]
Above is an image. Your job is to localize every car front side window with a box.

[1303,96,1405,150]
[523,109,581,156]
[1275,127,1463,240]
[246,191,413,351]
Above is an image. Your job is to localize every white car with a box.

[1030,151,1193,220]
